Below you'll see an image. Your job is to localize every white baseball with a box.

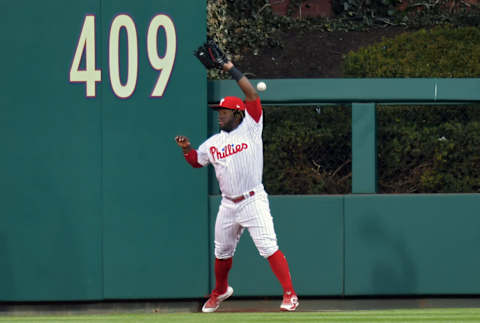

[256,81,267,91]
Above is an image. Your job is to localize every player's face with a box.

[217,108,236,132]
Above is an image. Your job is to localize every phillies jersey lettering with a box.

[210,143,248,161]
[197,98,263,197]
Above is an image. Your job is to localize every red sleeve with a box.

[184,150,203,168]
[245,97,262,123]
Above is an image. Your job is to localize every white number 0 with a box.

[109,14,138,99]
[69,14,177,99]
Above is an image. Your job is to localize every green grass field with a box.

[1,308,480,323]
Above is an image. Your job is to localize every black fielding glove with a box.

[194,39,228,69]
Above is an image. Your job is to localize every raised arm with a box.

[223,62,259,102]
[193,39,261,120]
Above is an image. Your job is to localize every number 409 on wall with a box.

[69,14,176,99]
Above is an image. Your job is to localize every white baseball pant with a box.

[214,187,279,259]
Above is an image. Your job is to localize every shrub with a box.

[377,105,480,193]
[262,104,480,194]
[263,106,352,194]
[343,26,480,77]
[341,26,480,193]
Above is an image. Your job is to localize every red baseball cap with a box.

[210,96,246,111]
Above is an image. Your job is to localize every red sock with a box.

[214,257,232,294]
[268,250,295,295]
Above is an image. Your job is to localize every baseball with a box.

[256,81,267,91]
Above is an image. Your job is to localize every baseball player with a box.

[175,40,298,313]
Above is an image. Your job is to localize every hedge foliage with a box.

[206,0,480,80]
[262,104,480,194]
[205,3,480,194]
[263,106,352,194]
[377,105,480,193]
[262,25,480,194]
[339,25,480,193]
[206,0,287,80]
[343,26,480,77]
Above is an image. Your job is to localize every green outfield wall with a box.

[1,1,207,301]
[344,194,480,295]
[208,196,344,297]
[1,1,479,302]
[207,194,480,297]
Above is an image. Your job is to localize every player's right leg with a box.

[202,203,242,313]
[202,285,234,313]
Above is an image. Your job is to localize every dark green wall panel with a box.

[101,0,208,299]
[352,103,377,193]
[209,195,344,296]
[345,194,480,295]
[0,0,207,301]
[0,1,102,301]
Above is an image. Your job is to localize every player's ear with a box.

[234,110,244,121]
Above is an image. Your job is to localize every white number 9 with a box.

[147,14,176,98]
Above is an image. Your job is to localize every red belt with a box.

[226,191,255,203]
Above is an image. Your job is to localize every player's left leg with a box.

[239,192,299,311]
[267,250,299,311]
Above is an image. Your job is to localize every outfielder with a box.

[175,40,298,313]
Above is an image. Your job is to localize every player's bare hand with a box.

[223,61,234,72]
[175,135,192,151]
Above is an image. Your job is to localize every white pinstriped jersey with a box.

[196,100,263,197]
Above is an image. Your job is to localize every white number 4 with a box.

[69,15,101,98]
